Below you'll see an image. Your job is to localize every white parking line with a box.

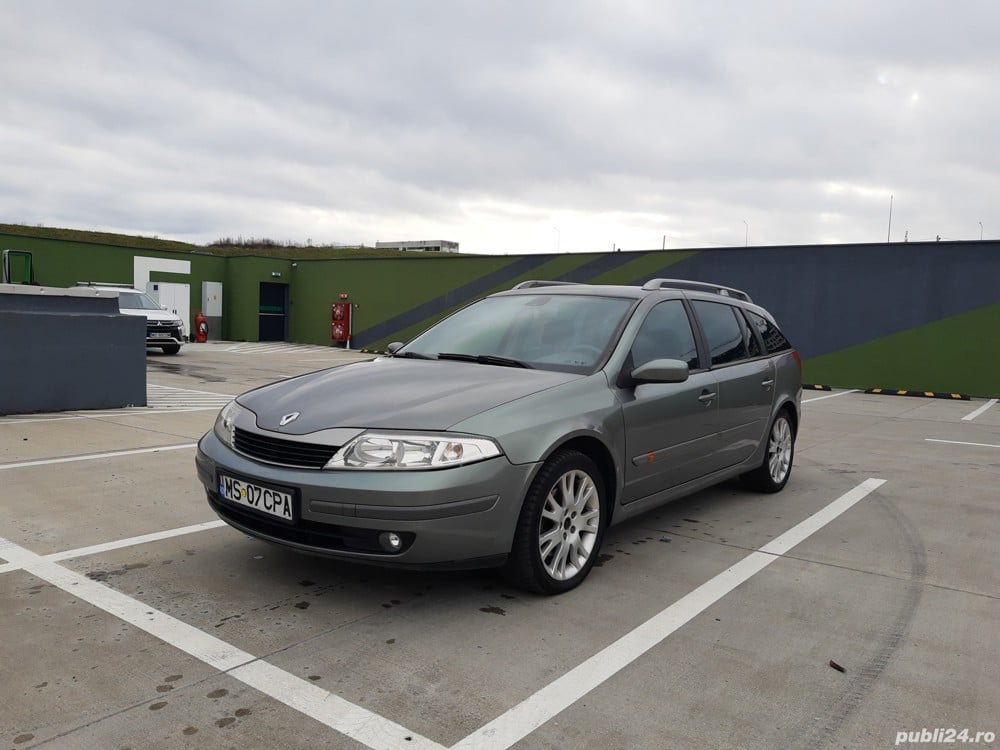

[48,520,227,563]
[452,478,887,750]
[224,342,343,355]
[0,475,889,747]
[803,389,860,403]
[0,520,228,576]
[0,443,197,471]
[147,384,234,409]
[0,408,218,425]
[0,536,444,750]
[925,438,1000,449]
[0,385,233,424]
[962,398,998,422]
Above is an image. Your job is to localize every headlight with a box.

[213,400,245,448]
[326,432,502,470]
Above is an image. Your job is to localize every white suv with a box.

[76,283,185,354]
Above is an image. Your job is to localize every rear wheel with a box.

[504,450,606,594]
[742,409,795,492]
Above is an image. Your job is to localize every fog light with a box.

[379,531,403,552]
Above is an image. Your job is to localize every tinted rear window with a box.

[745,310,792,353]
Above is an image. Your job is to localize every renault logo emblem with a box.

[279,412,300,427]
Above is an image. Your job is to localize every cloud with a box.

[1,0,998,252]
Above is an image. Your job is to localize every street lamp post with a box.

[743,220,749,247]
[887,194,893,243]
[979,221,984,241]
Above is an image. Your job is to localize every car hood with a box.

[120,308,181,323]
[239,357,580,434]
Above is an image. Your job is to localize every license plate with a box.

[150,332,171,339]
[218,474,294,521]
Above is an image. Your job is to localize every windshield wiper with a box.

[392,350,432,359]
[437,352,532,369]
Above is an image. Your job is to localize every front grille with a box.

[233,427,338,469]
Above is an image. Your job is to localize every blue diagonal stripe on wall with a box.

[629,242,1000,358]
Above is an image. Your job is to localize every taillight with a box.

[792,350,803,376]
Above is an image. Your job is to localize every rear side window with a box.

[744,310,792,353]
[736,311,762,357]
[691,300,748,366]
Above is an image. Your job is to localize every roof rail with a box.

[511,280,582,290]
[641,278,752,302]
[74,281,136,288]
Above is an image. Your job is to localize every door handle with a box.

[698,390,717,404]
[761,379,775,389]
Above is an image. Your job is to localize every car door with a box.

[689,300,775,469]
[618,300,720,503]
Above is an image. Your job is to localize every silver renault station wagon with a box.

[196,279,801,593]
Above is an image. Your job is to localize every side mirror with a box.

[160,304,168,311]
[386,341,404,355]
[631,358,689,384]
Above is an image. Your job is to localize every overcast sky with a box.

[2,1,997,254]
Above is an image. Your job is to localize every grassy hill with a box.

[0,223,437,259]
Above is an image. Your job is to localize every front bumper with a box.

[146,337,184,347]
[146,322,185,345]
[196,431,539,569]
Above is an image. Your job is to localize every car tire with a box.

[503,449,606,594]
[741,408,795,493]
[161,344,181,355]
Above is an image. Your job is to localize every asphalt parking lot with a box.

[2,342,998,750]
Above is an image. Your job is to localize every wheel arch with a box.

[544,435,619,524]
[776,398,799,436]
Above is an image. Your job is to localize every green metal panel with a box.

[2,250,34,283]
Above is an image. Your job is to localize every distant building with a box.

[375,240,460,253]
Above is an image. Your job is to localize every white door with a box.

[147,282,191,340]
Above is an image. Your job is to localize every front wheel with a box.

[161,344,181,355]
[504,450,606,594]
[742,409,795,493]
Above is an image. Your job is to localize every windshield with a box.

[118,292,163,311]
[399,294,635,373]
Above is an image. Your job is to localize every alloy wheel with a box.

[537,469,601,581]
[768,416,793,484]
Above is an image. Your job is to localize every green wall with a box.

[2,235,695,347]
[224,256,293,341]
[358,253,604,350]
[287,254,520,346]
[4,232,998,396]
[3,234,153,285]
[0,233,227,332]
[587,250,697,285]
